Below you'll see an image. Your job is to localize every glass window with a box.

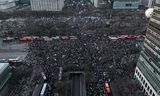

[147,86,150,91]
[141,77,143,81]
[150,90,152,94]
[143,80,145,84]
[152,93,155,96]
[125,4,132,7]
[145,83,147,87]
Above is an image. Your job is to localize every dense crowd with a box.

[5,0,147,96]
[7,32,143,96]
[0,15,107,37]
[63,0,95,14]
[0,10,146,37]
[0,0,147,37]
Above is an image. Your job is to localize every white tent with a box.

[145,8,154,18]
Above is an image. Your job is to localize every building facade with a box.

[19,0,30,5]
[113,0,140,9]
[30,0,65,11]
[91,0,111,8]
[134,1,160,96]
[140,0,156,8]
[0,63,12,96]
[0,0,16,10]
[91,0,102,7]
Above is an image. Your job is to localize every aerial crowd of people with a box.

[9,32,141,96]
[4,0,147,96]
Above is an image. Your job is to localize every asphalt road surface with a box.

[0,39,28,59]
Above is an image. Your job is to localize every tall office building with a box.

[134,1,160,96]
[30,0,65,11]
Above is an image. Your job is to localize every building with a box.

[0,0,16,10]
[148,0,156,7]
[113,0,140,9]
[30,0,65,11]
[19,0,30,5]
[134,2,160,96]
[140,0,156,8]
[91,0,111,8]
[0,63,12,96]
[91,0,100,7]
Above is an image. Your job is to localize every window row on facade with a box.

[152,10,160,21]
[143,44,160,69]
[147,26,160,40]
[143,44,159,62]
[149,20,160,31]
[139,54,160,79]
[144,41,160,60]
[150,18,160,26]
[148,24,160,36]
[146,33,160,50]
[144,39,160,58]
[146,33,160,49]
[154,5,160,13]
[135,68,156,96]
[139,55,155,73]
[144,40,160,54]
